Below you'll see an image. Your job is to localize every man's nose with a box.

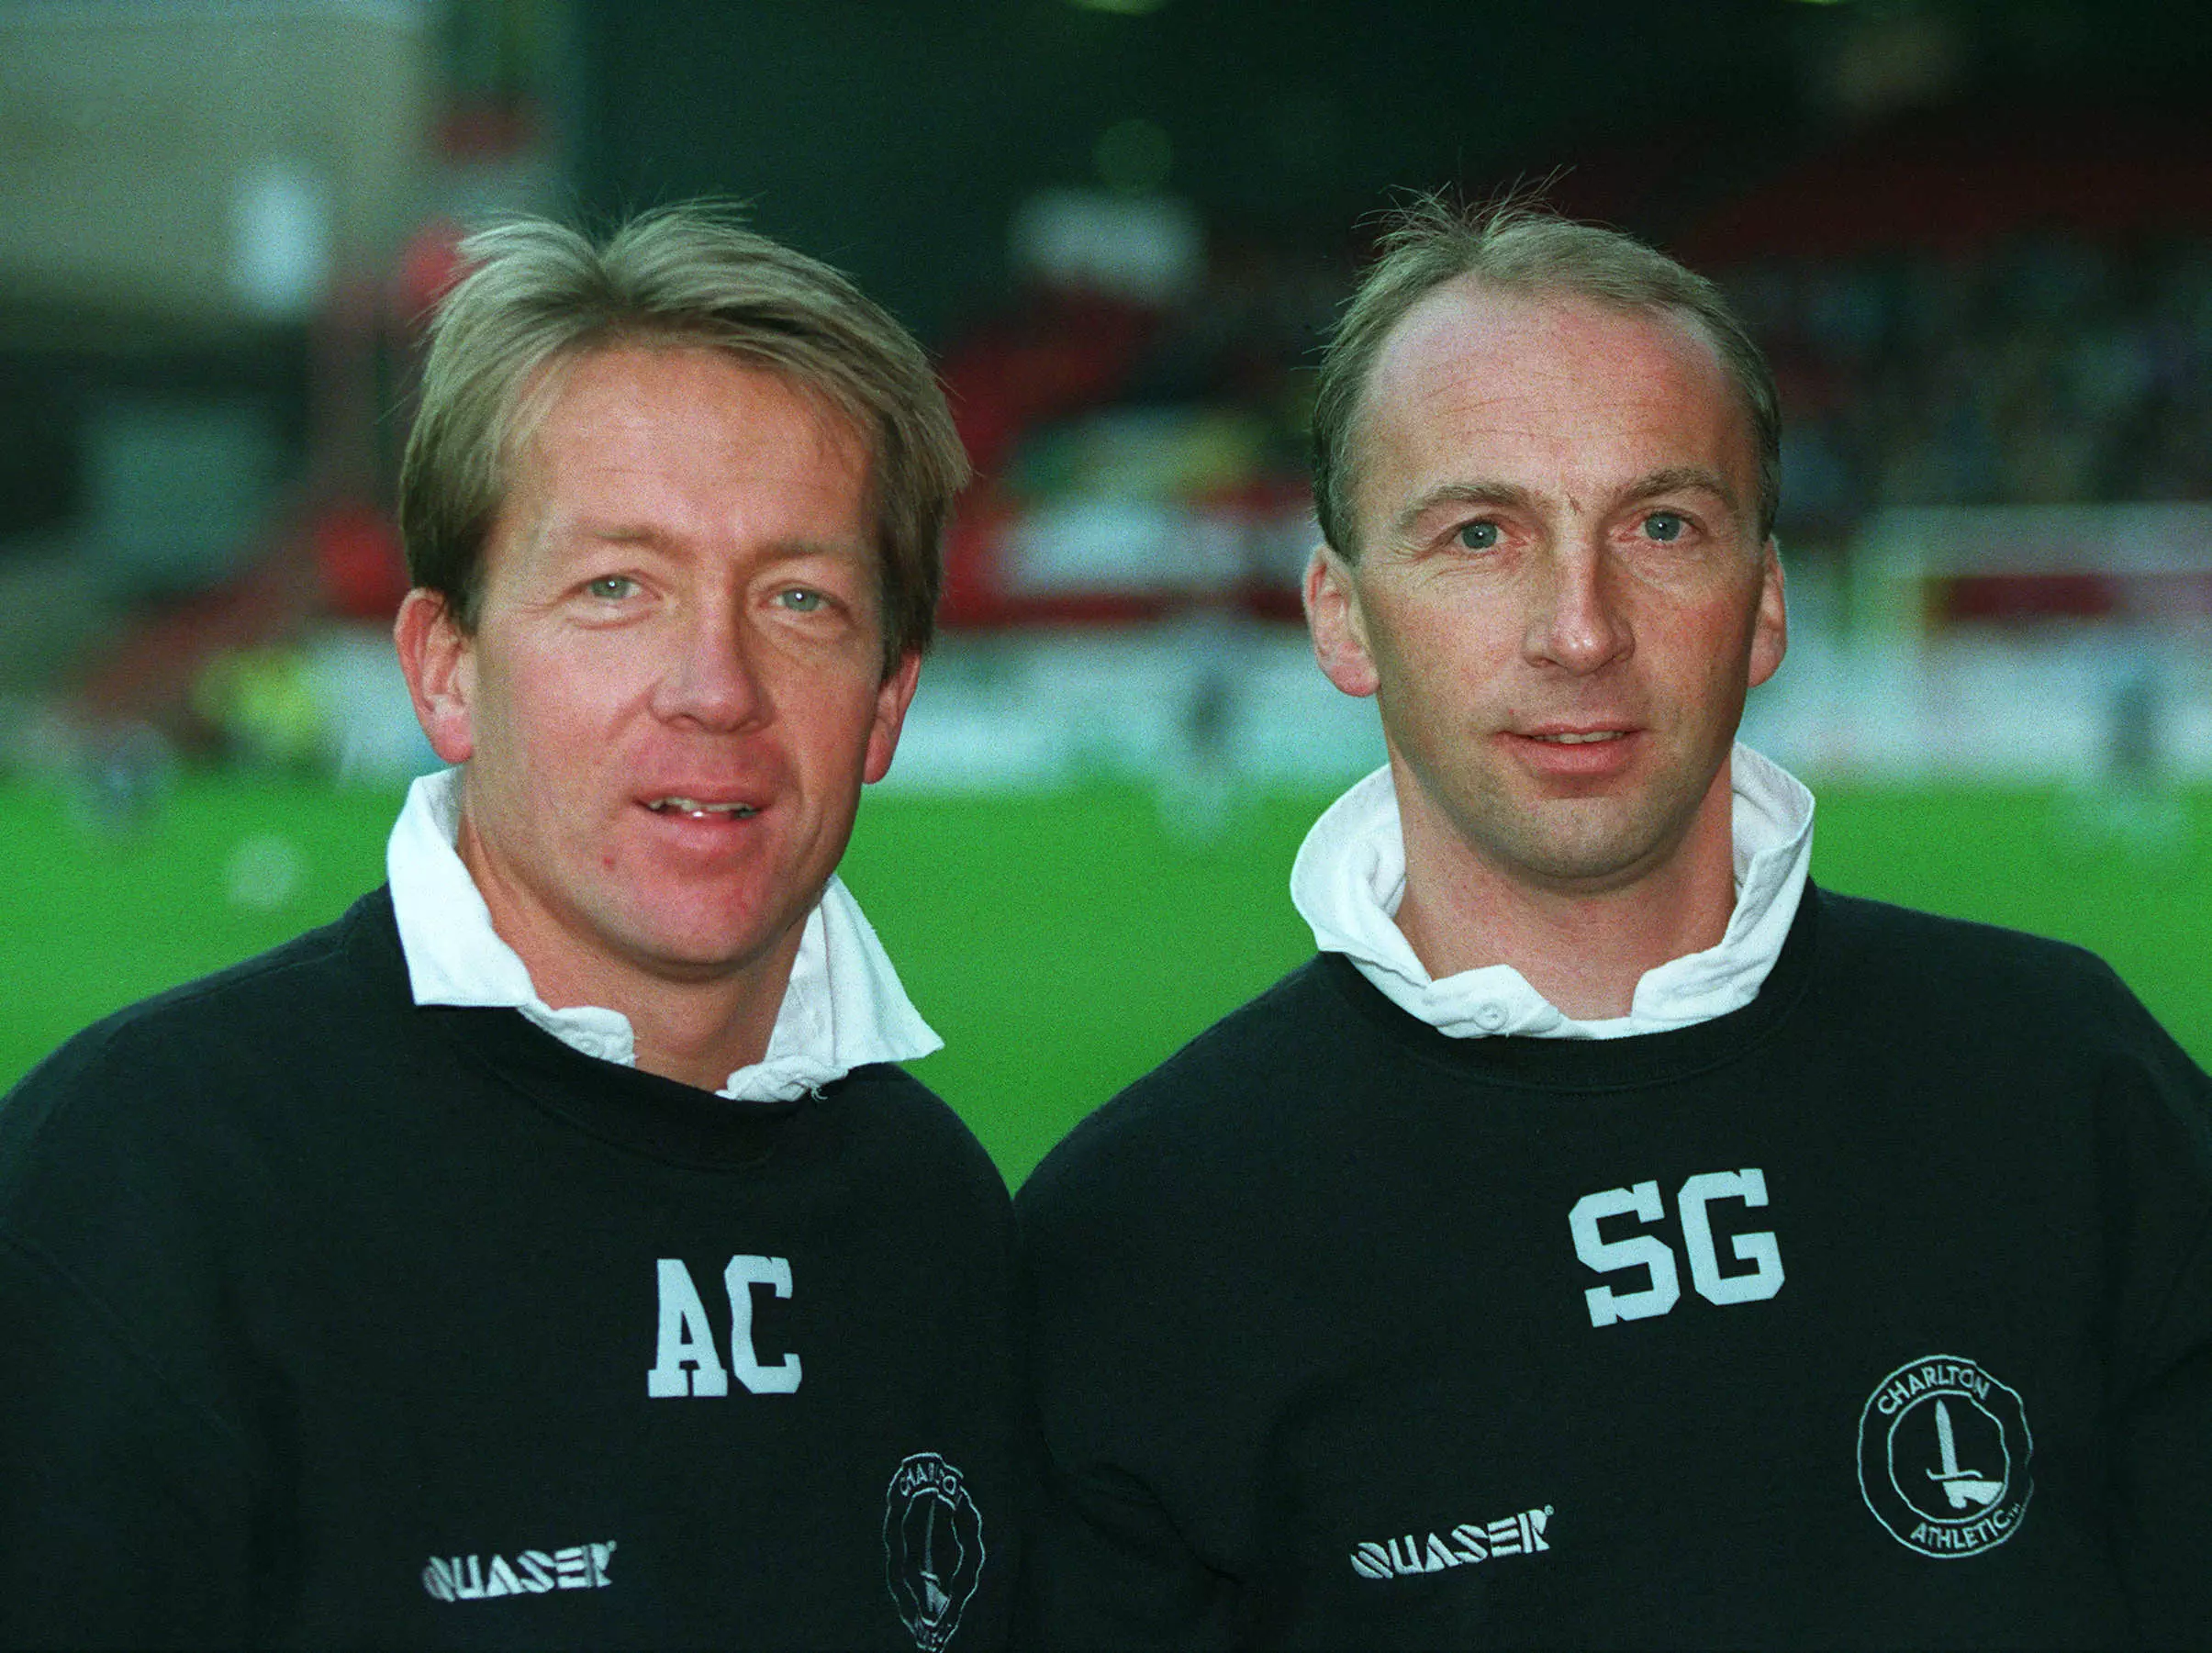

[650,601,767,730]
[1525,543,1632,675]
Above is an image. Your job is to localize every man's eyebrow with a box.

[573,521,665,545]
[553,520,872,564]
[1622,465,1741,517]
[1390,480,1535,542]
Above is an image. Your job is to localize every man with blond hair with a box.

[1017,198,2212,1647]
[1,206,1018,1649]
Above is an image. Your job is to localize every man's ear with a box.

[1303,543,1380,698]
[863,648,923,785]
[1748,537,1787,690]
[394,587,476,765]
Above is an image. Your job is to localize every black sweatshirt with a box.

[1017,887,2212,1648]
[0,888,1021,1651]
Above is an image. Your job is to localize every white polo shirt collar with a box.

[385,766,941,1100]
[1290,743,1814,1040]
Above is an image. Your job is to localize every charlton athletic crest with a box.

[1857,1354,2033,1558]
[884,1453,985,1650]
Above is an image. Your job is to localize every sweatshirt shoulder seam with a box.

[0,1227,254,1457]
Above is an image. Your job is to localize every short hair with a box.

[399,203,969,671]
[1311,195,1780,557]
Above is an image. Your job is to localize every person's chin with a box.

[598,877,782,968]
[623,929,781,984]
[1503,799,1670,887]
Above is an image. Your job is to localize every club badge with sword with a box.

[1857,1355,2034,1558]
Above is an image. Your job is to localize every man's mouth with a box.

[646,797,760,820]
[1528,731,1625,744]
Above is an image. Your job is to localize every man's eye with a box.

[777,587,826,612]
[1456,521,1501,551]
[586,575,637,599]
[1641,512,1686,542]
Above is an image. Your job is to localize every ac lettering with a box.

[1570,1168,1782,1329]
[645,1256,803,1397]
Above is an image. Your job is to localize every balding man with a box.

[1015,200,2212,1648]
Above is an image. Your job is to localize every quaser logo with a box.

[1350,1506,1554,1579]
[421,1541,615,1602]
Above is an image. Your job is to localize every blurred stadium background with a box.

[2,0,2207,1185]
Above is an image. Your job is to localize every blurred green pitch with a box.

[4,777,2207,1189]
